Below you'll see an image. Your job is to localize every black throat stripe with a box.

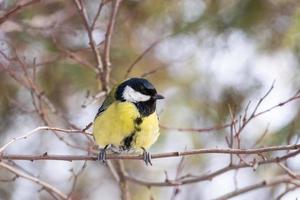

[122,117,144,150]
[123,132,135,150]
[134,100,156,117]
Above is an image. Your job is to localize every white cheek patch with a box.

[123,85,151,102]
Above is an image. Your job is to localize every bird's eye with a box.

[140,87,147,93]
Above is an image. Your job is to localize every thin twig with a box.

[91,0,108,30]
[112,160,130,200]
[159,122,235,133]
[0,126,92,153]
[73,0,105,88]
[275,185,298,200]
[124,36,169,78]
[102,0,122,89]
[67,160,88,198]
[0,175,18,182]
[0,161,67,199]
[140,65,167,78]
[124,150,300,187]
[214,176,295,200]
[251,81,275,116]
[0,0,41,25]
[278,163,300,179]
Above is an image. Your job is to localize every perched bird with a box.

[93,78,164,165]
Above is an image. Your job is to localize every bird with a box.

[93,77,164,165]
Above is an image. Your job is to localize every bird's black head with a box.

[115,78,164,116]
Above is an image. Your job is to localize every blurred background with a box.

[1,0,300,199]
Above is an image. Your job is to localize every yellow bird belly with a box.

[133,113,160,149]
[93,101,160,150]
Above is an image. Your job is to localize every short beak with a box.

[153,94,164,100]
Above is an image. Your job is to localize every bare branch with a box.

[67,160,88,198]
[0,161,67,199]
[0,126,92,154]
[124,150,300,187]
[278,163,300,179]
[251,80,275,116]
[160,122,234,133]
[112,161,130,200]
[276,185,298,200]
[73,0,105,88]
[0,175,18,182]
[0,0,41,25]
[214,176,295,200]
[91,0,110,30]
[124,36,169,78]
[2,144,300,161]
[254,92,300,118]
[102,0,122,88]
[140,65,167,78]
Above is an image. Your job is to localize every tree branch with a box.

[112,160,130,200]
[159,122,234,133]
[124,36,168,78]
[73,0,106,89]
[102,0,122,88]
[0,0,41,25]
[0,161,67,199]
[214,176,296,200]
[124,150,300,187]
[1,144,300,161]
[0,126,92,154]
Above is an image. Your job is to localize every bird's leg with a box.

[98,145,109,163]
[142,147,152,166]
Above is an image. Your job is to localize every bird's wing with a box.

[95,86,117,118]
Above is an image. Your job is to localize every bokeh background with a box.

[1,0,300,199]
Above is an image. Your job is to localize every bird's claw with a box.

[142,148,152,166]
[97,145,108,164]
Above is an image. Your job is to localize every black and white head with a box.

[115,78,164,116]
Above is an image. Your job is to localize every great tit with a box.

[93,77,164,165]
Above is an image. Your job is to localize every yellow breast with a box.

[93,101,160,150]
[133,112,159,149]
